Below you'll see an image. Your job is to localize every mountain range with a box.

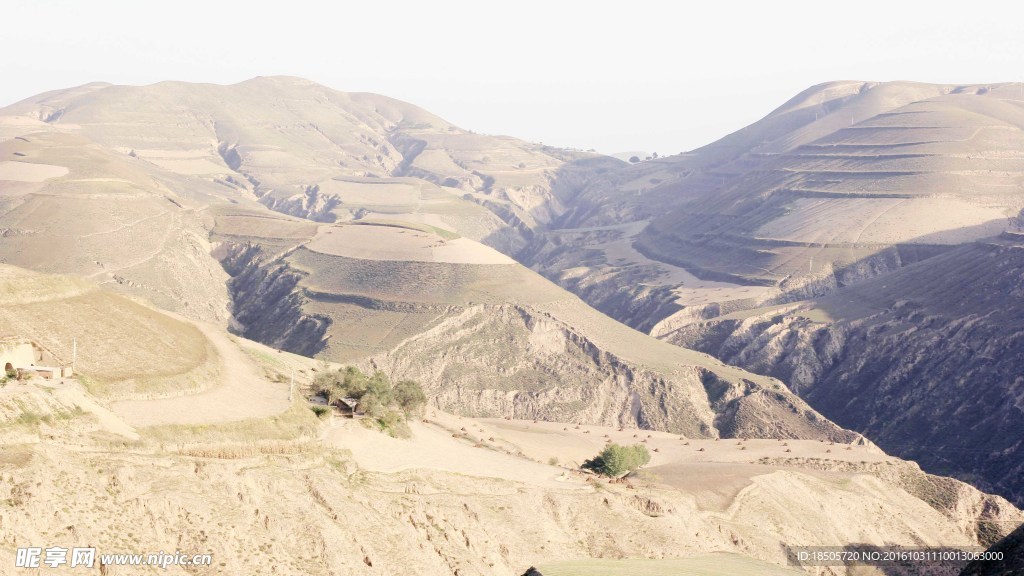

[1,77,1022,574]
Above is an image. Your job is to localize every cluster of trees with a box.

[312,366,427,437]
[582,443,651,477]
[628,152,659,163]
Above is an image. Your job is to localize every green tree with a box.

[582,443,651,477]
[393,380,427,415]
[308,365,428,438]
[341,366,369,398]
[365,371,393,406]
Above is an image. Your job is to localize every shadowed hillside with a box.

[657,235,1024,505]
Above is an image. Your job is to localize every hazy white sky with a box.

[2,1,1021,154]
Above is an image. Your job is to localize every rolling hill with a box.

[525,81,1024,328]
[212,210,846,439]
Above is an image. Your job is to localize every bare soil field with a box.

[0,160,69,181]
[306,224,514,264]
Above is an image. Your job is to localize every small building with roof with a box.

[1,336,72,380]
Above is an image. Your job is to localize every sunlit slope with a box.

[4,400,1018,576]
[0,120,239,322]
[1,76,597,246]
[636,82,1024,285]
[0,77,575,319]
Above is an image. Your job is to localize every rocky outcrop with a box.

[366,303,853,440]
[259,184,341,223]
[759,457,1023,547]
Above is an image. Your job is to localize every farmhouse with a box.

[0,337,73,379]
[335,397,360,418]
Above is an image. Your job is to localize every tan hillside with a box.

[525,81,1024,331]
[3,76,1023,574]
[513,82,1024,509]
[0,77,597,250]
[636,82,1024,285]
[0,274,1019,576]
[0,265,216,399]
[210,209,851,440]
[2,374,1020,575]
[0,127,234,322]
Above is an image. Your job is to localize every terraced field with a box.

[634,82,1024,288]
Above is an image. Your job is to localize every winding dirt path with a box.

[110,321,289,426]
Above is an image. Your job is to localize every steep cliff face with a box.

[366,304,853,440]
[660,241,1024,505]
[215,242,331,357]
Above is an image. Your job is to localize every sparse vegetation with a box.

[141,397,321,446]
[310,405,330,418]
[17,411,46,426]
[582,443,650,477]
[311,366,426,437]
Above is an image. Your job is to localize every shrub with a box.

[310,405,330,418]
[582,443,651,477]
[5,367,17,379]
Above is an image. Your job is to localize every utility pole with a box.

[72,337,77,372]
[289,367,294,401]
